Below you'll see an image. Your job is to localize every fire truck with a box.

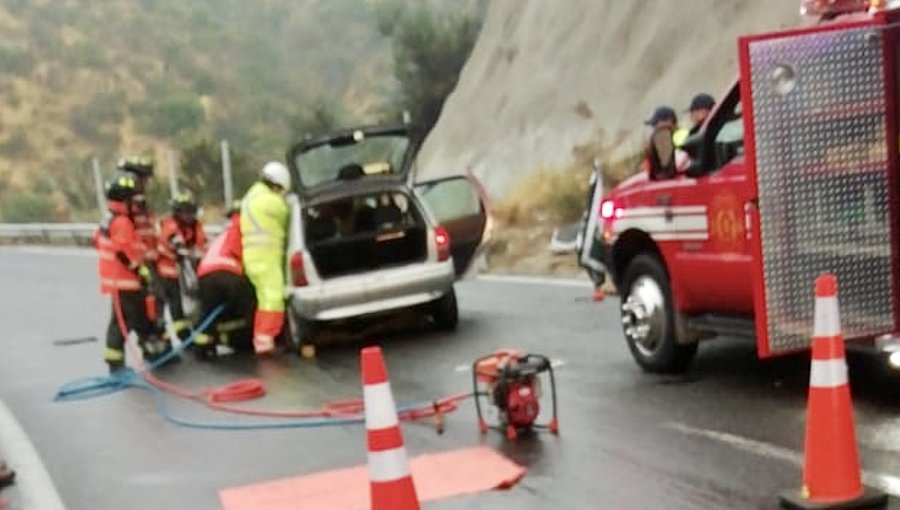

[593,0,900,373]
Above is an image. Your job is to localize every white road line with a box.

[0,246,93,258]
[0,398,66,509]
[474,274,593,288]
[664,422,900,498]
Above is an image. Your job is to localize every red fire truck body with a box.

[598,3,900,373]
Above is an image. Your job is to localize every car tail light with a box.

[435,226,451,262]
[600,199,616,220]
[290,252,308,287]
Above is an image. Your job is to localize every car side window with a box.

[711,99,744,170]
[417,178,482,224]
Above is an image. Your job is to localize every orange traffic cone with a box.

[361,346,421,510]
[780,274,887,509]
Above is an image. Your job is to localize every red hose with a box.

[113,292,469,424]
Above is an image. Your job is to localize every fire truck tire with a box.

[620,254,697,374]
[431,287,459,332]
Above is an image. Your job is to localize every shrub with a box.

[0,129,32,158]
[0,46,33,76]
[69,92,125,147]
[1,192,55,222]
[134,94,205,138]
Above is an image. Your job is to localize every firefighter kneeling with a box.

[157,191,207,341]
[193,202,256,361]
[94,175,175,373]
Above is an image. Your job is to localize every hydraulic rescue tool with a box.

[472,350,559,440]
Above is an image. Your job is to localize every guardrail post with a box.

[221,139,233,208]
[168,149,179,198]
[91,157,106,218]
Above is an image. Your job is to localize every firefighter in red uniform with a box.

[157,191,207,341]
[94,175,172,373]
[193,201,256,360]
[116,155,172,341]
[116,156,159,265]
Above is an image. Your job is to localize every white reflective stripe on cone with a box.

[810,359,849,388]
[813,296,842,338]
[364,382,400,430]
[368,447,412,482]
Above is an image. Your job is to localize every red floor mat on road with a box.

[219,446,526,510]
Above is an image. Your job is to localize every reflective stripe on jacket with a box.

[96,201,142,294]
[240,182,288,261]
[156,215,207,280]
[198,214,243,278]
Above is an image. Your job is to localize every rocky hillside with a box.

[0,0,393,218]
[418,0,805,197]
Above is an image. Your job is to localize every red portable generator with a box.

[472,350,559,440]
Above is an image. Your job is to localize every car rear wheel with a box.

[287,309,319,355]
[620,254,696,373]
[431,287,459,332]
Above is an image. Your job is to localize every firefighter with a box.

[686,92,715,136]
[157,191,207,341]
[643,106,678,179]
[116,155,171,335]
[241,161,291,356]
[94,175,173,373]
[194,201,256,360]
[116,156,159,264]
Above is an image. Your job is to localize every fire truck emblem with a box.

[710,192,744,248]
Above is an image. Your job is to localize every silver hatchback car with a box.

[283,124,492,348]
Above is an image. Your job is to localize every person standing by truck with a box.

[686,93,716,136]
[241,162,292,356]
[642,106,678,179]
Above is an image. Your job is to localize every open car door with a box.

[415,174,492,278]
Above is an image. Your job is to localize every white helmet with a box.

[260,161,291,190]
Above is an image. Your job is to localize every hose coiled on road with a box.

[54,299,470,431]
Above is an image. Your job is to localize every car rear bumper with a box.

[289,260,455,321]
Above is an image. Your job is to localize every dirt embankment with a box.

[420,0,804,275]
[418,0,802,194]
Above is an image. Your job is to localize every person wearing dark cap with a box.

[687,93,716,136]
[642,106,678,179]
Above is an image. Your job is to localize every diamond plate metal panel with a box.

[748,26,895,353]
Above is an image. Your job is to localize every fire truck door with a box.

[670,92,755,314]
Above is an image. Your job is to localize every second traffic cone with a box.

[780,274,887,509]
[361,346,420,510]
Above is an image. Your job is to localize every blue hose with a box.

[53,305,446,431]
[54,304,225,403]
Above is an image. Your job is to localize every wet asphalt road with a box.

[1,247,900,509]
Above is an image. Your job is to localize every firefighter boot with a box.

[140,335,180,366]
[173,320,192,342]
[107,360,126,375]
[192,333,217,362]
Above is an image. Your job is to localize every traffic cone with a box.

[361,346,420,510]
[780,274,887,509]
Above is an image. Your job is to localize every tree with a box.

[286,98,345,143]
[177,138,252,206]
[375,0,484,138]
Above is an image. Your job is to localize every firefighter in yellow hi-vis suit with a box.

[241,162,291,355]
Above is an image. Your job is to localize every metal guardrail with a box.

[0,223,224,246]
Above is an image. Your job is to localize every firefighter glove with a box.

[137,264,152,284]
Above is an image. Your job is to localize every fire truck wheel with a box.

[431,287,459,332]
[620,254,697,374]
